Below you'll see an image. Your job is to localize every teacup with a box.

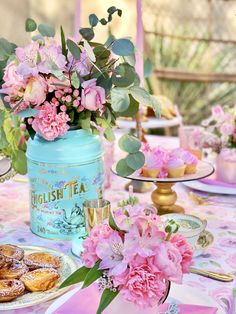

[161,213,207,250]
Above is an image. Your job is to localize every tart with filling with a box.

[0,260,28,279]
[20,268,60,292]
[23,252,60,270]
[0,279,25,302]
[0,245,24,261]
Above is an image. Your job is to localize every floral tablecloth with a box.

[0,134,236,314]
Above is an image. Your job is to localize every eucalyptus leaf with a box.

[104,127,115,142]
[71,72,80,88]
[82,261,102,288]
[0,38,16,61]
[79,28,95,41]
[118,134,141,153]
[107,6,117,14]
[0,128,8,149]
[12,150,27,175]
[31,35,44,42]
[66,39,80,59]
[89,14,99,27]
[150,95,161,118]
[112,63,135,87]
[25,18,37,32]
[96,75,112,95]
[112,39,134,56]
[124,54,136,67]
[38,23,55,37]
[118,94,139,118]
[130,86,151,106]
[116,159,134,176]
[126,152,145,170]
[16,108,38,118]
[111,88,130,112]
[144,58,153,78]
[96,289,119,314]
[60,266,90,288]
[100,18,107,25]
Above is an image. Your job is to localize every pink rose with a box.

[81,78,106,111]
[82,224,113,268]
[32,102,70,141]
[24,76,47,106]
[170,234,193,273]
[211,105,225,121]
[220,122,234,136]
[113,255,167,308]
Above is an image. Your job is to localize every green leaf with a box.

[0,128,8,149]
[116,159,134,176]
[126,152,145,170]
[118,134,141,153]
[96,288,119,314]
[96,75,112,95]
[149,95,161,118]
[93,45,110,61]
[100,18,107,25]
[112,63,135,87]
[25,18,37,32]
[107,6,117,14]
[60,26,67,58]
[0,38,16,61]
[82,260,102,289]
[60,266,90,288]
[12,150,27,175]
[16,108,38,118]
[83,40,96,62]
[144,58,153,78]
[66,39,80,59]
[130,86,151,106]
[117,9,122,17]
[118,94,139,117]
[112,39,134,56]
[79,28,95,41]
[109,212,120,231]
[104,127,115,142]
[31,34,44,42]
[38,23,55,37]
[124,55,136,67]
[89,14,99,27]
[69,110,74,123]
[111,88,130,112]
[0,110,5,127]
[71,72,80,88]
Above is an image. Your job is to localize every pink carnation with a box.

[113,255,167,308]
[170,234,193,273]
[32,102,70,141]
[81,224,113,268]
[81,79,106,111]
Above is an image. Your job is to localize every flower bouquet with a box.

[195,105,236,183]
[0,7,159,176]
[61,200,193,313]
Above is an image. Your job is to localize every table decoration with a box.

[0,245,77,311]
[60,199,193,314]
[0,7,160,239]
[184,180,236,195]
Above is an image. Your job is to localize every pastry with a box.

[24,252,60,270]
[171,148,198,174]
[141,151,163,178]
[21,268,60,292]
[0,279,25,302]
[0,260,28,279]
[167,158,186,178]
[0,245,24,261]
[0,255,6,269]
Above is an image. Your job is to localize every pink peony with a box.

[81,78,106,111]
[170,234,193,273]
[16,42,40,77]
[113,255,167,308]
[81,224,113,268]
[96,230,128,276]
[148,241,183,283]
[32,102,70,141]
[24,75,47,106]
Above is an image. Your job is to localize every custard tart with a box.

[0,279,25,302]
[0,260,28,279]
[20,268,60,292]
[0,255,6,269]
[24,252,60,270]
[0,245,24,261]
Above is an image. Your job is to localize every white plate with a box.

[46,283,222,314]
[183,180,236,195]
[0,245,78,311]
[116,117,181,129]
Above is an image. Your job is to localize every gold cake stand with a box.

[113,160,214,215]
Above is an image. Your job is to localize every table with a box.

[0,135,236,314]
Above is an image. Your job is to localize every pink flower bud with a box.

[73,99,79,107]
[77,105,84,112]
[54,101,59,106]
[20,123,26,131]
[60,105,67,112]
[28,118,33,125]
[55,91,63,98]
[61,96,66,102]
[65,95,72,103]
[73,90,79,97]
[4,96,10,102]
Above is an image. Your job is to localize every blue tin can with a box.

[26,129,104,240]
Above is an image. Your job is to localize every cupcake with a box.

[182,151,198,174]
[142,151,163,178]
[167,157,186,178]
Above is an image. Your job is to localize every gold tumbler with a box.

[83,199,110,233]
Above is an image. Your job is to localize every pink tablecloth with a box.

[0,134,236,314]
